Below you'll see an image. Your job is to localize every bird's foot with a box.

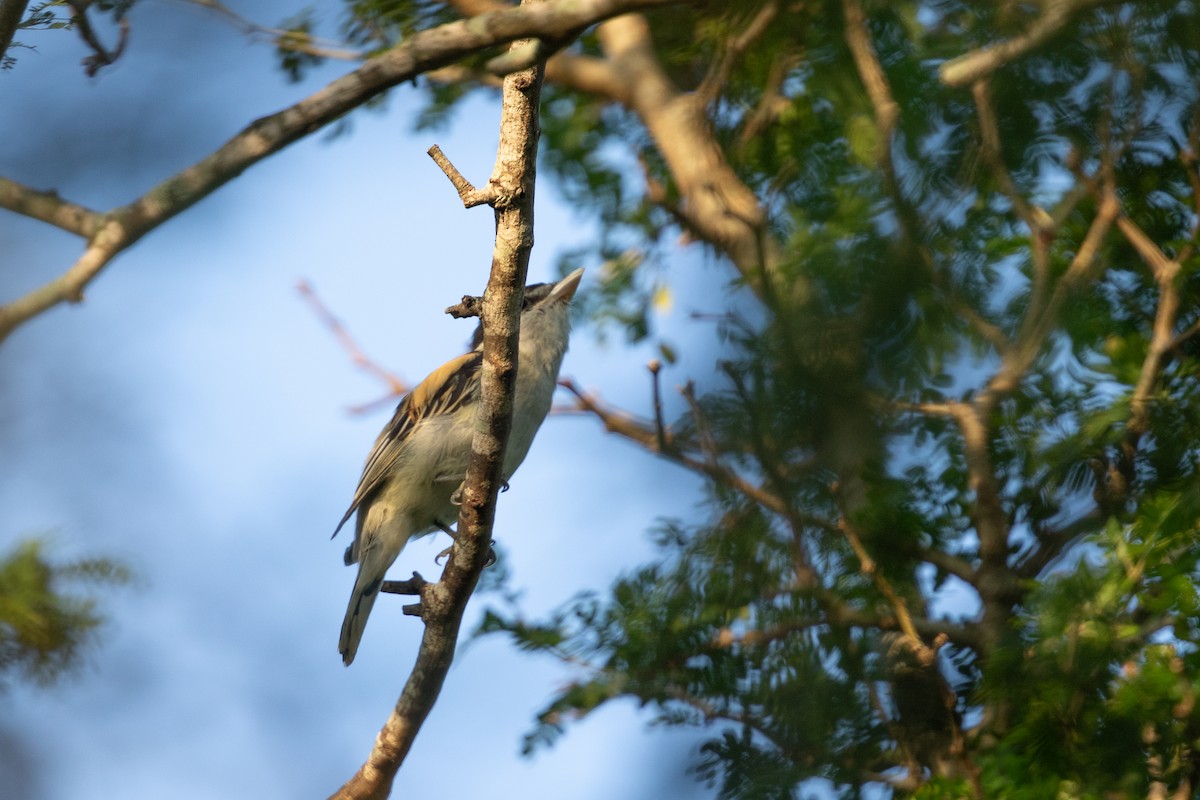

[435,540,497,568]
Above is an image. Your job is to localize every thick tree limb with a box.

[327,19,546,800]
[0,0,683,345]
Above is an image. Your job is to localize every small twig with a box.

[380,573,430,618]
[380,572,428,596]
[694,1,779,108]
[67,0,129,76]
[837,515,928,659]
[329,11,551,796]
[841,0,898,157]
[1117,214,1182,439]
[736,52,799,151]
[296,279,408,396]
[427,144,498,208]
[647,359,668,450]
[445,294,483,319]
[558,377,660,449]
[183,0,366,60]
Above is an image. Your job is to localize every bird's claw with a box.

[434,541,497,568]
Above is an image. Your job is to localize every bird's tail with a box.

[339,554,386,666]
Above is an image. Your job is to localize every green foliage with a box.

[0,538,131,687]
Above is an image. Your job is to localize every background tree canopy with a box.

[3,0,1200,798]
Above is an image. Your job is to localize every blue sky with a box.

[0,3,733,797]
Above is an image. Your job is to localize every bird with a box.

[334,268,583,665]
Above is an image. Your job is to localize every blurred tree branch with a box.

[939,0,1111,87]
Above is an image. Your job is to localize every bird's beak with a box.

[549,267,585,304]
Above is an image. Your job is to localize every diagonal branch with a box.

[939,0,1110,87]
[328,17,547,800]
[0,0,683,345]
[0,178,104,237]
[1117,214,1182,442]
[694,1,779,108]
[296,279,409,398]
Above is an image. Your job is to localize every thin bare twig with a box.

[695,1,779,108]
[296,279,409,396]
[647,359,669,451]
[67,0,129,76]
[427,144,498,208]
[184,0,366,61]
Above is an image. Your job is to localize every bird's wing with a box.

[333,350,483,537]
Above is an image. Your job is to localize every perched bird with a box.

[334,268,584,665]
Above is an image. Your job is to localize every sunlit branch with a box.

[0,218,127,342]
[0,177,103,238]
[592,13,785,296]
[841,0,898,165]
[939,0,1108,87]
[995,189,1120,398]
[736,52,798,151]
[918,547,977,587]
[694,1,779,108]
[0,0,684,345]
[835,514,934,661]
[1117,214,1183,439]
[427,144,499,208]
[889,399,967,419]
